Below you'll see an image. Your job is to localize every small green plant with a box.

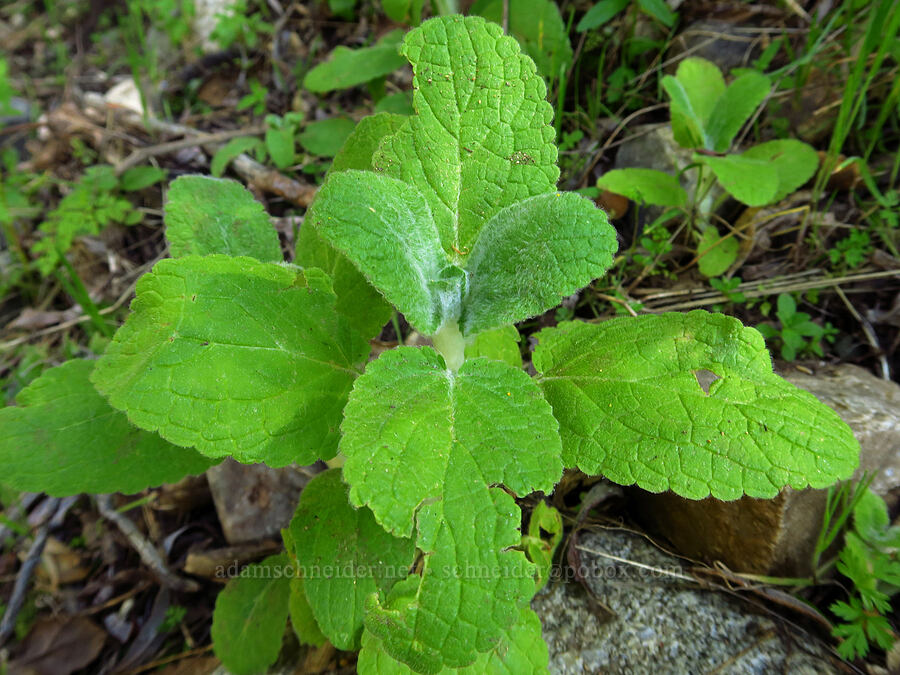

[829,229,873,270]
[597,57,820,277]
[830,488,900,660]
[0,17,860,674]
[210,0,272,50]
[30,164,167,276]
[211,112,306,175]
[756,293,835,361]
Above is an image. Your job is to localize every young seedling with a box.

[597,56,821,277]
[0,16,859,674]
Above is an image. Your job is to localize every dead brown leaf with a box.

[8,617,105,675]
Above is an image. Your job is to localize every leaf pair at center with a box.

[305,16,616,337]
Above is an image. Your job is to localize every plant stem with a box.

[432,321,465,371]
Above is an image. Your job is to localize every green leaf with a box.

[304,31,407,93]
[331,113,407,173]
[296,114,406,339]
[577,0,630,32]
[705,70,771,152]
[91,256,369,466]
[742,139,818,202]
[374,92,415,115]
[210,137,263,177]
[470,0,573,79]
[696,152,779,206]
[288,577,327,647]
[299,118,357,158]
[120,166,168,191]
[382,0,425,24]
[533,312,860,500]
[465,325,522,368]
[211,553,292,675]
[459,191,616,335]
[164,176,282,261]
[853,489,891,543]
[295,222,392,339]
[637,0,676,26]
[342,346,562,536]
[696,227,739,277]
[0,359,213,496]
[596,168,687,207]
[307,170,449,335]
[365,451,537,672]
[374,16,559,258]
[663,57,725,149]
[341,346,559,670]
[265,127,296,169]
[358,607,549,674]
[308,17,613,338]
[523,501,563,592]
[286,469,415,651]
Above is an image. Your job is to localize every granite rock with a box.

[533,529,839,674]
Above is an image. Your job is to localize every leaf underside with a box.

[0,359,213,496]
[91,255,369,466]
[534,312,860,500]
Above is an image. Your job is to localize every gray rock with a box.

[668,21,759,74]
[206,459,312,545]
[533,529,839,674]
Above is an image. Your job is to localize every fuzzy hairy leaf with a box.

[307,17,615,337]
[331,113,408,173]
[310,170,450,334]
[534,312,860,500]
[0,359,213,496]
[374,16,559,257]
[286,469,415,651]
[460,191,616,335]
[342,347,562,536]
[357,607,549,674]
[341,346,560,670]
[92,256,369,466]
[296,114,406,338]
[165,176,282,261]
[211,553,292,675]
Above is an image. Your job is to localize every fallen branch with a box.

[97,495,200,593]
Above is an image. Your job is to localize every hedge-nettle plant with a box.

[0,16,859,674]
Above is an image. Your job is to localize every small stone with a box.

[207,459,313,545]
